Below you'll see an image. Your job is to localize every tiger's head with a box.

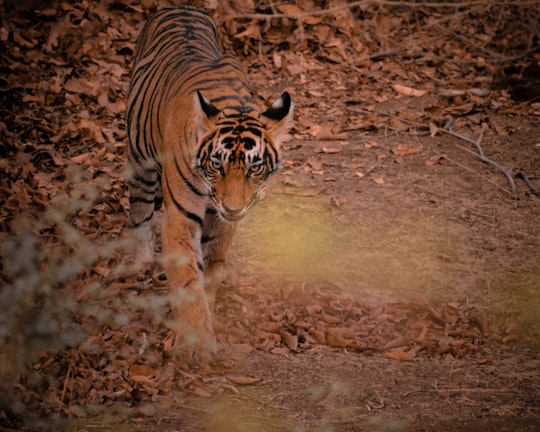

[194,91,294,221]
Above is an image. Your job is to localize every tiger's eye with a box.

[248,163,265,177]
[210,159,223,173]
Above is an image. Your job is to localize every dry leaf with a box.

[429,122,439,137]
[130,375,158,386]
[425,154,445,166]
[326,327,355,348]
[68,405,87,418]
[384,349,415,362]
[226,375,262,385]
[393,84,427,97]
[192,386,212,397]
[305,304,323,315]
[330,196,341,208]
[308,89,325,97]
[365,141,380,149]
[71,152,91,164]
[272,52,282,69]
[231,343,255,354]
[320,313,342,324]
[392,143,421,156]
[270,347,292,355]
[317,146,342,154]
[93,265,110,277]
[314,124,347,140]
[304,15,323,25]
[287,286,314,305]
[130,364,159,377]
[163,332,175,352]
[280,330,299,351]
[307,157,324,170]
[390,118,409,132]
[277,186,326,197]
[258,321,282,333]
[276,4,305,15]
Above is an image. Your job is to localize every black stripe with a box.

[154,195,163,211]
[208,93,250,105]
[165,177,203,227]
[264,141,279,165]
[129,184,156,196]
[174,156,206,197]
[182,277,199,289]
[201,234,215,243]
[246,127,262,137]
[196,133,215,161]
[130,196,155,204]
[133,212,154,227]
[132,173,156,187]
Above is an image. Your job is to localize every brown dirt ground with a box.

[1,2,540,431]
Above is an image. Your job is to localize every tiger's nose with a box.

[223,204,243,216]
[222,203,245,221]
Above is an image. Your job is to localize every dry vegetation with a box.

[1,0,539,431]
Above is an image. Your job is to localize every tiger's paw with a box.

[175,344,216,369]
[169,328,222,369]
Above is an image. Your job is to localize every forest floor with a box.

[0,1,539,431]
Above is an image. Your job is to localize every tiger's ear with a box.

[194,90,220,136]
[261,92,294,141]
[196,90,220,118]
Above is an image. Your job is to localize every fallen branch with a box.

[226,0,540,21]
[433,150,515,197]
[516,171,540,198]
[437,124,518,199]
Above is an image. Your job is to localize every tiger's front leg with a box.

[161,209,218,365]
[202,209,237,308]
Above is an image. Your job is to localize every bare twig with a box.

[437,125,518,198]
[226,0,540,21]
[516,171,540,198]
[59,363,72,414]
[433,150,514,197]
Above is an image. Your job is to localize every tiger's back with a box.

[126,6,293,364]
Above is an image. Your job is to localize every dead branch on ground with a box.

[516,171,540,198]
[226,0,540,21]
[437,122,518,199]
[432,150,515,198]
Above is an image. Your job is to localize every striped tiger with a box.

[126,6,294,364]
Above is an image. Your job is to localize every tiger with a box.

[126,6,294,365]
